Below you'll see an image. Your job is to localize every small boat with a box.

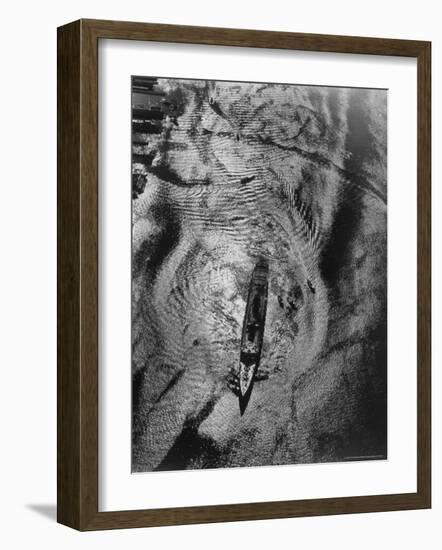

[238,259,269,414]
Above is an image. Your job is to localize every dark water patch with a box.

[240,175,256,184]
[146,164,211,187]
[320,89,372,288]
[132,173,147,199]
[155,398,219,470]
[133,200,181,282]
[132,152,157,166]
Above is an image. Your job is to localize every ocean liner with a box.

[238,259,269,414]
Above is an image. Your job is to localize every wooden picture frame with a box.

[57,18,431,530]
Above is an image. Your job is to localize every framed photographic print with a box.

[57,19,431,530]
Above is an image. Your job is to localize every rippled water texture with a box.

[131,79,387,471]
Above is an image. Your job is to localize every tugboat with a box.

[238,259,269,415]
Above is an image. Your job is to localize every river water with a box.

[131,79,387,471]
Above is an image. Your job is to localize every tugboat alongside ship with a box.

[238,259,269,415]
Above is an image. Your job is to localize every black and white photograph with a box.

[131,76,387,473]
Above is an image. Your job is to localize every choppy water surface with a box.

[131,79,387,471]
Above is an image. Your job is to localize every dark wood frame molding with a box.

[57,18,431,530]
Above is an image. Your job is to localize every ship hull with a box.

[238,260,269,414]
